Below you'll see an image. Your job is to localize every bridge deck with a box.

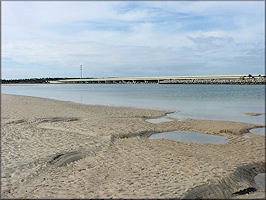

[49,75,266,84]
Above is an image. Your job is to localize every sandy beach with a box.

[1,94,265,199]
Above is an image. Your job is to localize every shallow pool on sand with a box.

[149,131,229,144]
[249,127,265,136]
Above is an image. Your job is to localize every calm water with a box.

[2,84,265,126]
[249,127,265,136]
[149,131,229,144]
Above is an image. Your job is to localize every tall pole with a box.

[80,65,82,79]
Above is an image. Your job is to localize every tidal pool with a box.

[149,131,229,144]
[145,117,174,123]
[254,173,265,190]
[249,127,265,136]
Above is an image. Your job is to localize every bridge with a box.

[49,74,266,84]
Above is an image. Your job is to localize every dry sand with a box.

[1,94,265,199]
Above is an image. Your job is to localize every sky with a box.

[2,1,265,79]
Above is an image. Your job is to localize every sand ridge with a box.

[1,94,265,198]
[244,112,265,116]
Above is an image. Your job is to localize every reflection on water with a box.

[149,131,229,144]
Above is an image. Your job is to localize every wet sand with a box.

[1,94,265,199]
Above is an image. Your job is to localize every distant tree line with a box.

[1,77,79,84]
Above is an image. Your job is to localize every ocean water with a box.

[2,84,265,126]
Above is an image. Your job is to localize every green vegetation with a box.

[1,78,78,84]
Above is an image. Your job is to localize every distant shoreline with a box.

[2,81,266,85]
[2,74,265,84]
[2,82,266,84]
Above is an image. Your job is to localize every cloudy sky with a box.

[2,1,265,79]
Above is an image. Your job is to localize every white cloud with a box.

[2,1,265,79]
